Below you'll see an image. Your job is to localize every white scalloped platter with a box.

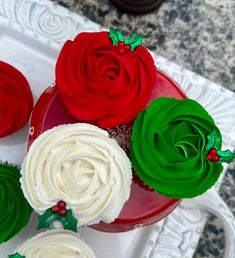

[0,0,235,257]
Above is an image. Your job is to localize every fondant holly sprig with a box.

[206,130,235,163]
[109,27,143,55]
[37,201,78,232]
[8,253,25,258]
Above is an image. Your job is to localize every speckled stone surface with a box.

[52,0,235,257]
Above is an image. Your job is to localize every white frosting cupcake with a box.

[14,229,95,258]
[21,123,132,226]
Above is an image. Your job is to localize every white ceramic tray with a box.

[0,0,235,257]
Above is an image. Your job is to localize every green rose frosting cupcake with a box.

[0,164,32,243]
[130,97,224,199]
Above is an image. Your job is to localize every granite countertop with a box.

[52,0,235,257]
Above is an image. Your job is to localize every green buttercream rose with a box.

[0,164,32,243]
[130,98,223,199]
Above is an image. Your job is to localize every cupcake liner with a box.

[0,160,20,169]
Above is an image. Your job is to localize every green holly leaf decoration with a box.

[109,27,143,51]
[109,27,123,45]
[37,208,78,233]
[205,130,221,151]
[217,149,235,163]
[58,210,78,232]
[205,130,235,163]
[8,253,25,258]
[37,208,58,230]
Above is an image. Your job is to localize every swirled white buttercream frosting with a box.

[21,123,132,226]
[15,229,96,258]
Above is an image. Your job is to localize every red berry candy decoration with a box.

[117,41,131,55]
[51,200,67,216]
[206,130,235,163]
[0,61,33,138]
[206,148,220,162]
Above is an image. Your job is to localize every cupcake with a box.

[55,27,157,128]
[131,97,235,198]
[0,163,32,243]
[21,123,132,230]
[0,61,33,138]
[9,229,96,258]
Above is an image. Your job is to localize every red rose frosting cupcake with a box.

[0,61,33,138]
[56,28,156,128]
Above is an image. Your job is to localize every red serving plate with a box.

[28,69,186,232]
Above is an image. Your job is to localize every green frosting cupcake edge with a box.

[130,98,223,199]
[0,163,32,243]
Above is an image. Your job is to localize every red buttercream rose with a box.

[0,61,33,138]
[55,31,156,128]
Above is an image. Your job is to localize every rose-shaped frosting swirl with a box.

[0,164,32,243]
[0,61,33,137]
[21,123,132,225]
[55,31,156,128]
[15,230,96,258]
[130,98,223,198]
